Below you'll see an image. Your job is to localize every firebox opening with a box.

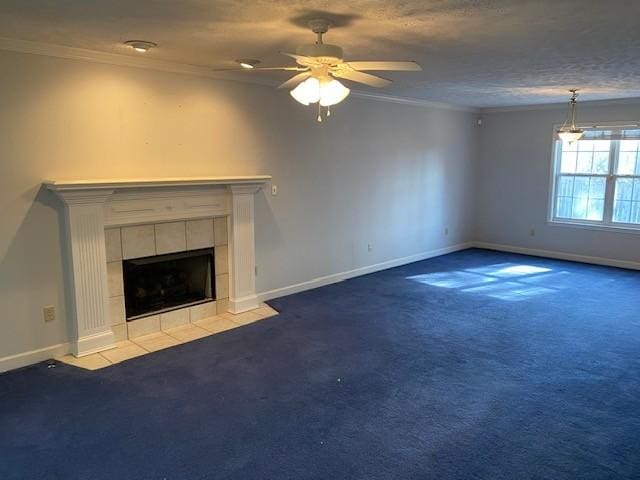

[123,248,215,320]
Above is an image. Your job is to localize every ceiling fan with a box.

[236,19,422,121]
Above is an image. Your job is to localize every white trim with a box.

[4,240,637,373]
[0,36,257,83]
[45,176,272,192]
[473,241,640,271]
[547,125,640,229]
[0,37,471,112]
[74,330,116,357]
[0,343,70,373]
[350,92,477,112]
[46,177,266,357]
[258,242,474,301]
[229,294,260,314]
[547,219,640,235]
[0,242,473,372]
[481,97,640,114]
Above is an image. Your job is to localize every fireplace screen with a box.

[123,248,215,320]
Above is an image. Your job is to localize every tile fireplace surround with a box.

[45,176,270,357]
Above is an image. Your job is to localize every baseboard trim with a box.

[5,240,632,373]
[229,294,260,314]
[258,242,474,302]
[0,342,70,373]
[473,241,640,271]
[74,330,116,357]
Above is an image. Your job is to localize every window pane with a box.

[613,200,632,223]
[560,151,577,173]
[589,177,606,199]
[592,151,610,173]
[633,179,640,202]
[615,178,633,201]
[578,140,595,152]
[618,151,637,175]
[558,176,574,196]
[587,199,604,221]
[573,177,590,199]
[555,175,607,221]
[593,140,611,152]
[620,140,640,152]
[576,152,593,173]
[561,140,578,152]
[571,196,588,219]
[630,202,640,224]
[553,134,624,226]
[556,197,573,218]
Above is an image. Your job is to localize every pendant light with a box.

[557,89,584,143]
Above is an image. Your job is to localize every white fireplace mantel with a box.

[45,176,270,357]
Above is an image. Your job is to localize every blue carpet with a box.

[2,248,640,479]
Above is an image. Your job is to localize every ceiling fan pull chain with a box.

[317,103,322,122]
[327,106,331,117]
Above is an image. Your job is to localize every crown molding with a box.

[0,36,278,87]
[480,96,640,114]
[0,36,474,112]
[350,91,477,112]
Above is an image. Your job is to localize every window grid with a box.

[551,130,640,229]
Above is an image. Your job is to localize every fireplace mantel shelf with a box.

[45,175,271,192]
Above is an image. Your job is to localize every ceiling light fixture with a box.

[557,89,584,143]
[290,75,350,121]
[290,76,350,107]
[236,59,260,69]
[236,18,421,122]
[124,40,157,53]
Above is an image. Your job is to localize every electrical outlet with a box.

[367,243,373,252]
[530,228,536,237]
[444,227,449,236]
[271,184,278,196]
[43,305,55,322]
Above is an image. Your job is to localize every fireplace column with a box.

[56,190,115,356]
[228,184,262,313]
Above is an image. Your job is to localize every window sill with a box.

[547,219,640,235]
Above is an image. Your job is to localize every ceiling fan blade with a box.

[345,61,422,72]
[279,51,319,66]
[249,66,309,71]
[331,69,392,88]
[278,71,312,89]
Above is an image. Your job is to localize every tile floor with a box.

[57,304,279,370]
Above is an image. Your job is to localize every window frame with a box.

[547,121,640,233]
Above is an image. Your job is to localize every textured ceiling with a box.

[1,0,639,107]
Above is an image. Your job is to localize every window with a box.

[550,126,640,229]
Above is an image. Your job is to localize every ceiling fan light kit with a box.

[235,18,422,121]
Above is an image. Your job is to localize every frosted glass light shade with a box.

[319,79,350,106]
[557,129,584,143]
[290,77,350,107]
[290,78,320,105]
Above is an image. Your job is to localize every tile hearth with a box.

[57,304,278,370]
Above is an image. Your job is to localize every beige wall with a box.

[0,49,478,360]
